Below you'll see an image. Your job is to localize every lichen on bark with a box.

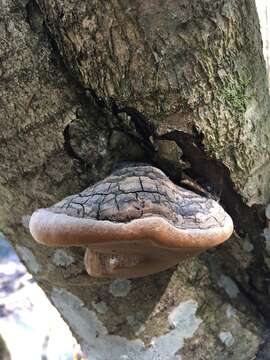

[36,0,270,205]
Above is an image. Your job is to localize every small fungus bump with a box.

[29,164,233,278]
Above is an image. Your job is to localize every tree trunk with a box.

[1,0,270,358]
[0,334,11,360]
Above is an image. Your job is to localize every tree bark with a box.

[1,0,270,359]
[0,334,11,360]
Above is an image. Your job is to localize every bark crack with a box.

[159,129,270,319]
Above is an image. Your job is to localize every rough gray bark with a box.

[0,334,11,360]
[1,0,270,359]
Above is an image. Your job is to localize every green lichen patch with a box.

[218,76,252,113]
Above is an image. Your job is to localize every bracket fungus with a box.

[30,164,233,278]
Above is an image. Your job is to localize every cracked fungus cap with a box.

[30,164,233,278]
